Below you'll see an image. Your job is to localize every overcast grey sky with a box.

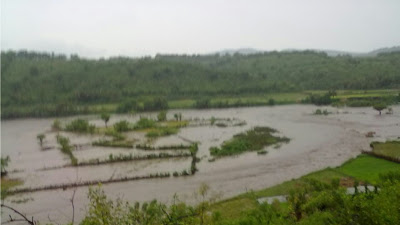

[1,0,400,58]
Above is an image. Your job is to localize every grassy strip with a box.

[38,153,192,171]
[370,140,400,159]
[337,154,400,184]
[3,90,399,119]
[146,127,178,138]
[139,120,188,138]
[92,139,134,148]
[136,144,191,150]
[209,126,290,157]
[362,151,400,164]
[1,178,23,199]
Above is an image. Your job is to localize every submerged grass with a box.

[209,126,290,157]
[1,177,23,199]
[146,127,178,138]
[370,141,400,159]
[92,139,134,148]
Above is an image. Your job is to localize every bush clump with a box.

[114,120,132,132]
[146,127,178,138]
[134,117,156,129]
[210,126,289,157]
[65,119,95,133]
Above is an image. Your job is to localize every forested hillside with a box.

[1,50,400,118]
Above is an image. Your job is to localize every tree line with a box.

[2,50,400,118]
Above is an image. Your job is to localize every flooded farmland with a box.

[2,105,399,224]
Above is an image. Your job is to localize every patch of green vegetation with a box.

[211,197,258,219]
[56,135,78,165]
[302,91,338,105]
[209,127,290,157]
[314,109,330,115]
[65,119,96,133]
[100,112,111,127]
[157,111,167,121]
[1,178,23,199]
[146,127,178,138]
[92,139,134,148]
[136,144,191,150]
[211,154,400,218]
[134,117,188,138]
[337,154,400,184]
[210,168,343,219]
[114,120,134,132]
[104,128,125,141]
[252,169,344,199]
[371,141,400,159]
[133,117,157,129]
[161,120,188,128]
[52,119,61,130]
[78,152,191,166]
[333,89,399,99]
[168,99,196,108]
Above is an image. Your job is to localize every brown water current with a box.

[1,105,399,224]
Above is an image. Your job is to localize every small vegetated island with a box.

[210,126,290,157]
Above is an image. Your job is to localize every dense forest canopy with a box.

[1,50,400,117]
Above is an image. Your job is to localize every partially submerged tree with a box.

[37,134,45,147]
[373,104,387,115]
[178,113,182,121]
[157,111,167,122]
[1,156,10,176]
[101,113,111,127]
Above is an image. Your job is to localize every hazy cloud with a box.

[2,0,400,58]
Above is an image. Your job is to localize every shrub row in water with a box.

[77,152,192,167]
[7,172,172,195]
[136,144,191,150]
[65,119,96,133]
[92,139,134,148]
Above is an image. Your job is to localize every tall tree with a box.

[373,104,387,115]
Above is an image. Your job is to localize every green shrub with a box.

[157,111,167,121]
[114,120,132,132]
[52,119,61,130]
[104,129,125,141]
[134,117,156,129]
[145,127,178,138]
[56,135,78,165]
[65,119,95,133]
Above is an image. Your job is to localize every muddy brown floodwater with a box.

[1,105,399,224]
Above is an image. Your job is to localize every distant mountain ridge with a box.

[213,46,400,57]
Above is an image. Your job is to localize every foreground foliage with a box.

[77,170,400,225]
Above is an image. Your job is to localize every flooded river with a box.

[1,105,399,223]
